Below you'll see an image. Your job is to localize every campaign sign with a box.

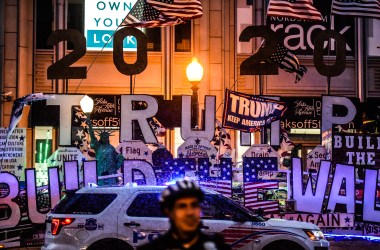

[84,0,137,51]
[332,133,380,167]
[269,213,354,228]
[0,128,26,181]
[222,89,287,132]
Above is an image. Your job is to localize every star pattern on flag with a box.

[243,157,278,182]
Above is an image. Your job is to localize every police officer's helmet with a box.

[160,179,204,211]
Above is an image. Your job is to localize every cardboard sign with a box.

[116,141,152,165]
[177,137,218,166]
[306,145,327,172]
[0,128,26,181]
[44,146,86,186]
[243,144,279,159]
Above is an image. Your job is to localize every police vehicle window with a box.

[52,193,117,214]
[201,194,250,221]
[127,193,164,217]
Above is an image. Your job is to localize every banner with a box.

[222,90,287,132]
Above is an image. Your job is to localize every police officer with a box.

[137,179,231,250]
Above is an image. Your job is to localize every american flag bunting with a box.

[267,0,323,21]
[331,0,380,19]
[122,0,203,28]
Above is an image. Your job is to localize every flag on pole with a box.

[122,0,203,28]
[331,0,380,19]
[6,93,54,141]
[264,42,307,83]
[267,0,323,21]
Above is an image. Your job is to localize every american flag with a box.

[267,43,307,83]
[267,0,323,21]
[243,157,278,181]
[243,157,279,212]
[211,119,232,158]
[6,93,53,142]
[199,158,233,198]
[331,0,380,19]
[122,0,203,28]
[244,181,280,213]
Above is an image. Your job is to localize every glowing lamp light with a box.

[80,95,94,114]
[186,58,203,82]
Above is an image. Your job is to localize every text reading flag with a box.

[222,89,287,132]
[331,0,380,19]
[122,0,203,28]
[267,0,323,21]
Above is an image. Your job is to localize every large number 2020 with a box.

[47,28,147,79]
[240,26,347,77]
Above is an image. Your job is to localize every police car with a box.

[42,185,329,250]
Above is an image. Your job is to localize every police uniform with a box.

[137,230,231,250]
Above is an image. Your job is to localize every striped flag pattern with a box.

[268,43,307,83]
[331,0,380,19]
[267,0,323,21]
[122,0,203,28]
[244,181,280,213]
[198,158,233,198]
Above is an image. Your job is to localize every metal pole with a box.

[357,17,365,102]
[191,81,199,128]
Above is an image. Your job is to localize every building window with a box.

[35,0,53,49]
[175,21,191,52]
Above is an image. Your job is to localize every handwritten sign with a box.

[0,128,26,181]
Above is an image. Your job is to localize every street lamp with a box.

[186,58,203,128]
[80,95,94,117]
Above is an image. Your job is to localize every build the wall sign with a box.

[332,133,380,167]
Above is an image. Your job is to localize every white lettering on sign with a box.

[229,94,285,118]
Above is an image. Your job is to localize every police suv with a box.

[42,185,329,250]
